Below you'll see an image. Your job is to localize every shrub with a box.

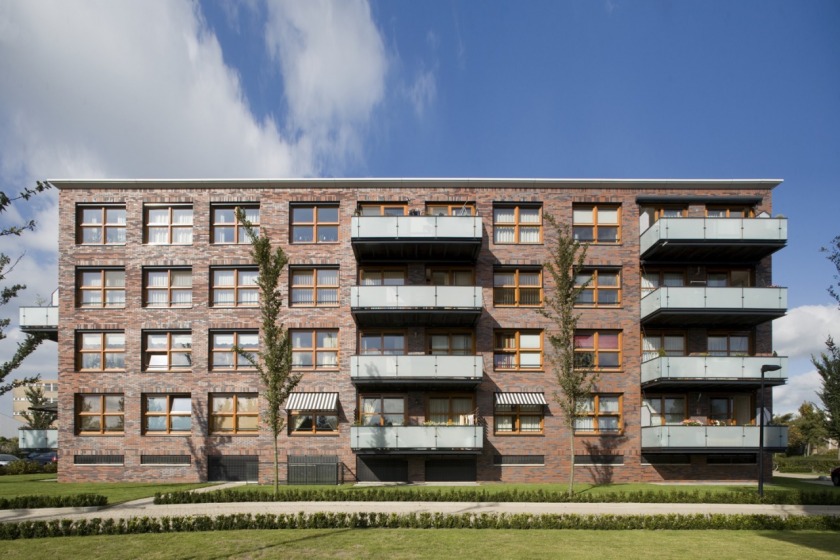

[0,494,107,510]
[774,454,838,474]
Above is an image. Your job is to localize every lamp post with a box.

[758,363,783,498]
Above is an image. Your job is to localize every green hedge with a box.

[0,494,107,510]
[0,460,50,476]
[2,512,840,539]
[154,487,840,506]
[774,455,838,474]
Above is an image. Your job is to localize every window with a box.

[291,329,339,369]
[359,268,406,286]
[706,269,752,287]
[290,410,339,434]
[575,269,620,306]
[211,268,258,307]
[77,331,125,371]
[644,396,686,425]
[359,395,405,426]
[77,205,126,245]
[575,394,623,434]
[290,268,339,306]
[707,333,751,356]
[209,393,258,434]
[493,268,542,306]
[212,204,259,244]
[360,331,405,355]
[706,206,754,218]
[358,203,406,216]
[143,394,192,434]
[144,268,192,307]
[426,203,475,216]
[291,204,338,243]
[211,331,258,371]
[494,330,543,370]
[427,267,474,286]
[145,205,193,244]
[494,404,544,434]
[709,397,735,425]
[573,204,621,243]
[642,270,684,293]
[428,396,475,425]
[574,330,621,369]
[427,331,474,355]
[642,333,685,360]
[75,394,124,435]
[493,455,545,466]
[640,206,687,224]
[493,205,542,244]
[77,268,125,308]
[143,331,192,371]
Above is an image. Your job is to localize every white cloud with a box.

[774,369,822,416]
[407,68,437,118]
[774,304,840,359]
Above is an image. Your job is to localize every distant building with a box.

[12,380,58,427]
[21,178,789,484]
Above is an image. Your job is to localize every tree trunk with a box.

[273,436,279,496]
[568,430,575,496]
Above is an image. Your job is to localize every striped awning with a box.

[494,392,547,406]
[285,392,339,411]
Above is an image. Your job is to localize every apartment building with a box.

[11,380,59,426]
[21,178,789,484]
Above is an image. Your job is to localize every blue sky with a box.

[0,0,838,435]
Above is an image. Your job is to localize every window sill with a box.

[75,433,125,437]
[209,432,259,437]
[289,432,340,437]
[493,432,544,437]
[574,432,625,437]
[142,432,192,437]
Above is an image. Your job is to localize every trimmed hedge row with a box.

[0,461,57,476]
[3,512,840,539]
[775,455,838,474]
[154,487,840,506]
[0,494,107,510]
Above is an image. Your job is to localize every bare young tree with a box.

[540,213,595,495]
[235,210,301,495]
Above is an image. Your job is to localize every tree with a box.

[814,336,840,459]
[790,402,828,456]
[823,235,840,306]
[540,213,594,496]
[235,210,301,495]
[20,384,57,429]
[0,182,51,396]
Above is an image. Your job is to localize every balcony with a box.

[18,306,59,341]
[641,356,787,390]
[350,286,483,327]
[351,355,483,386]
[18,428,58,450]
[350,425,484,454]
[351,215,483,261]
[640,217,787,263]
[640,287,787,327]
[641,425,788,452]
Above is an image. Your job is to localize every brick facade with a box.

[52,178,784,484]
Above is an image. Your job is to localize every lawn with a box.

[0,474,213,504]
[1,529,839,559]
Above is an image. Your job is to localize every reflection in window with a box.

[143,394,192,434]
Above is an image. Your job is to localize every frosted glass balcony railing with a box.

[350,286,483,310]
[641,425,787,449]
[351,216,483,240]
[351,355,483,383]
[640,217,787,255]
[641,356,787,385]
[18,429,58,449]
[640,287,787,319]
[350,425,484,451]
[19,306,59,329]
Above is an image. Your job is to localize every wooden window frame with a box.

[644,394,687,426]
[211,267,259,307]
[425,203,476,216]
[77,204,126,245]
[210,331,259,371]
[76,331,126,372]
[288,410,339,435]
[358,267,406,286]
[493,329,544,371]
[707,332,753,357]
[211,204,260,244]
[77,268,125,308]
[575,268,621,307]
[290,328,340,370]
[358,394,407,426]
[642,331,686,360]
[290,204,339,244]
[143,331,192,372]
[493,204,543,245]
[426,266,475,286]
[426,330,475,355]
[142,394,192,435]
[642,269,686,293]
[706,268,753,288]
[358,203,407,216]
[209,393,259,435]
[706,206,755,218]
[75,393,125,435]
[143,268,193,308]
[574,330,622,370]
[493,403,545,435]
[493,268,543,307]
[573,204,622,244]
[574,394,623,435]
[144,205,193,245]
[359,330,406,355]
[427,394,476,425]
[289,267,339,307]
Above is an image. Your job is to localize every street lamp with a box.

[758,363,783,498]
